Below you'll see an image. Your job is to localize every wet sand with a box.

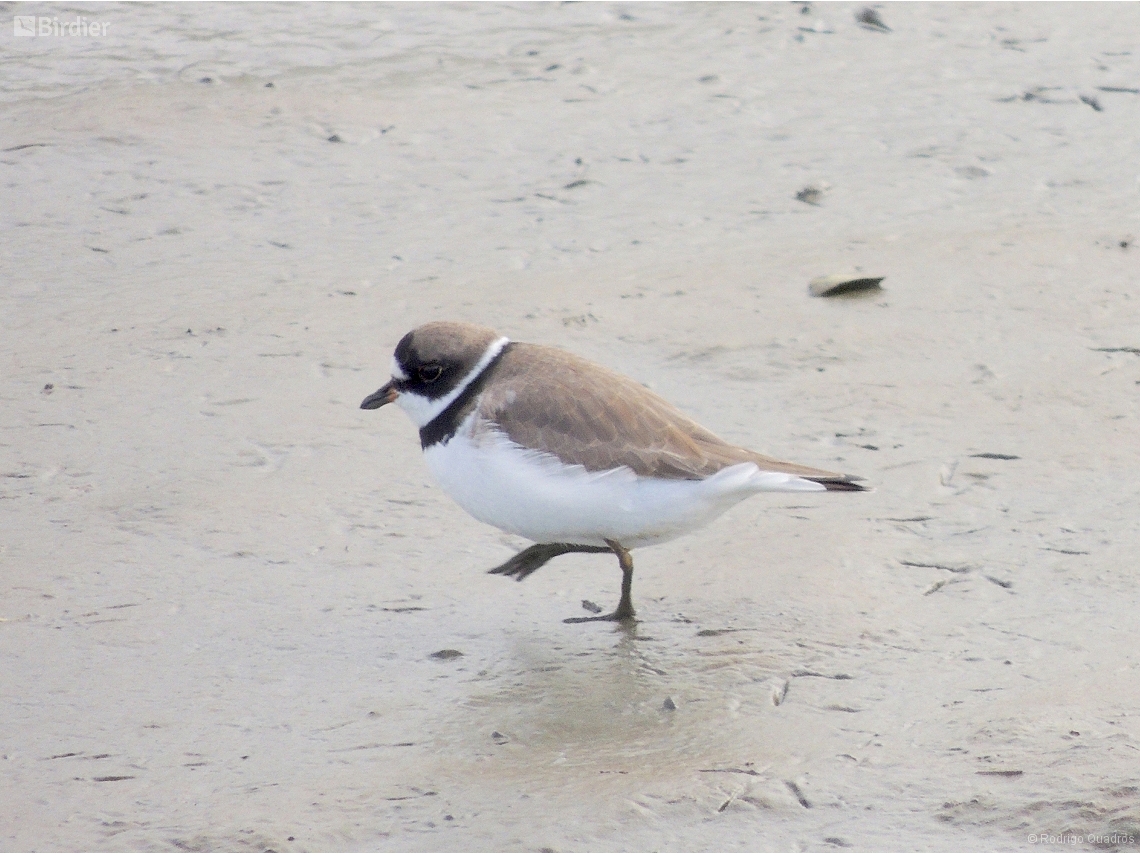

[3,2,1140,851]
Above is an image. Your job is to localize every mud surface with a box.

[3,3,1139,851]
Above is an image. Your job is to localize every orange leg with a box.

[563,538,636,624]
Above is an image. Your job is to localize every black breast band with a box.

[419,343,513,449]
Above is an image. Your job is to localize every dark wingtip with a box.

[811,476,869,492]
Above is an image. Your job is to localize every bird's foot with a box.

[563,605,636,624]
[486,545,553,581]
[487,543,610,581]
[563,612,636,624]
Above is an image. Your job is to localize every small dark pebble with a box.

[491,731,509,744]
[43,383,54,393]
[809,275,884,297]
[580,600,603,614]
[265,82,275,88]
[855,7,891,31]
[1079,94,1103,112]
[327,134,343,143]
[287,837,294,841]
[663,697,677,711]
[796,186,824,206]
[429,649,463,660]
[786,780,812,808]
[970,453,1019,460]
[199,77,213,84]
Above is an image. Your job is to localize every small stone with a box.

[808,274,884,297]
[795,185,826,206]
[855,7,890,32]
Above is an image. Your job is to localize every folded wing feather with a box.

[478,343,864,490]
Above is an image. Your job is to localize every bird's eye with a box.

[418,364,443,383]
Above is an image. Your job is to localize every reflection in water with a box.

[443,615,795,779]
[357,604,864,850]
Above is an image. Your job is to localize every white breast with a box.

[421,414,823,548]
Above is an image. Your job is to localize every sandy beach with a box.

[2,2,1140,850]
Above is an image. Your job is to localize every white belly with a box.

[421,418,823,548]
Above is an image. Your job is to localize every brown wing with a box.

[477,343,864,490]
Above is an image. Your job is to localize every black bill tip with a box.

[361,382,397,410]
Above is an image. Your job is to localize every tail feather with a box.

[737,449,868,492]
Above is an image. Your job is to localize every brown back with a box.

[476,343,858,486]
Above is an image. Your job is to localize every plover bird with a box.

[362,321,865,623]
